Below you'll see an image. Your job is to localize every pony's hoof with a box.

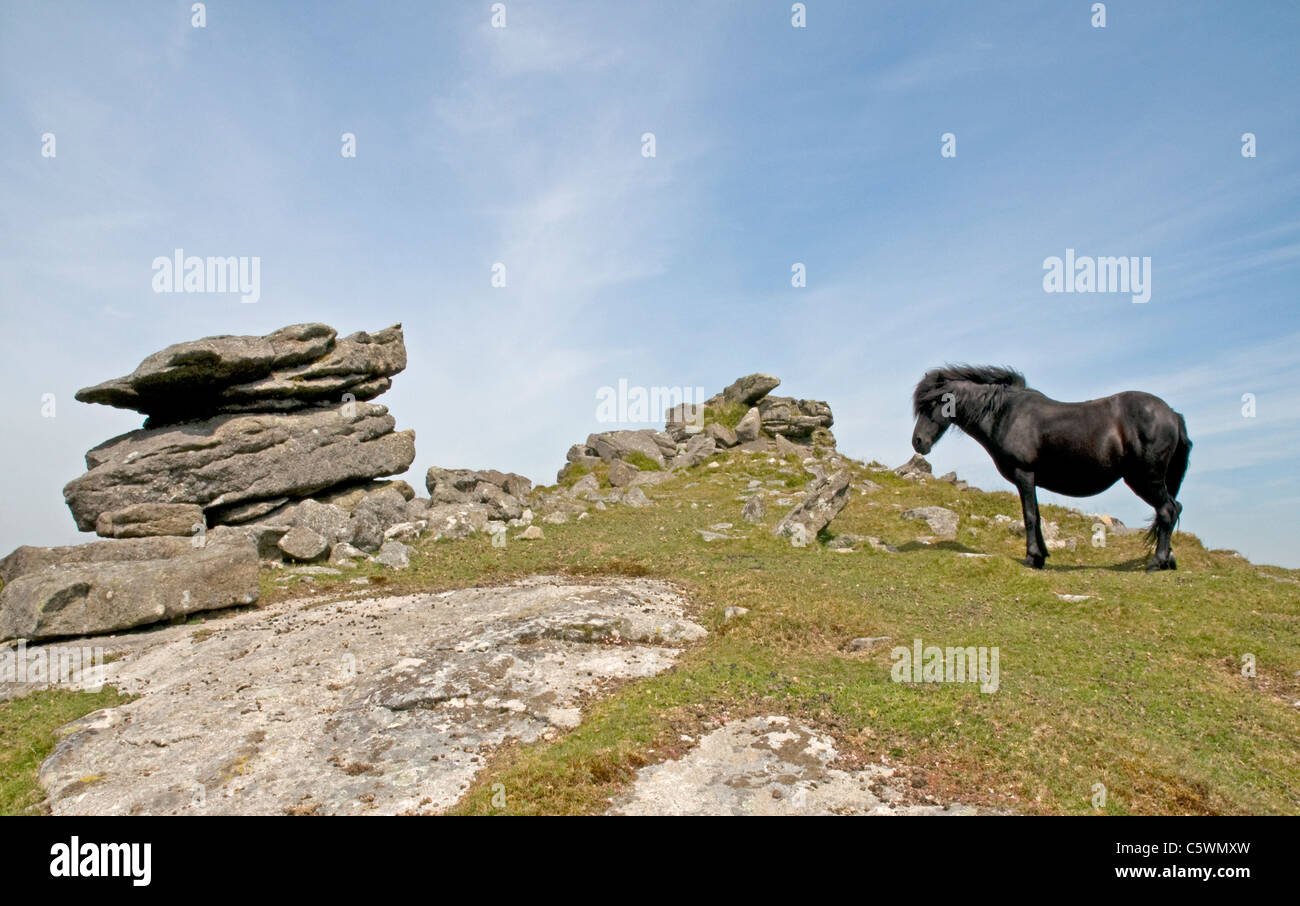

[1145,558,1176,572]
[1023,556,1045,569]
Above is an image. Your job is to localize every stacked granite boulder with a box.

[63,323,414,536]
[0,323,421,641]
[556,373,836,485]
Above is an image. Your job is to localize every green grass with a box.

[0,686,131,815]
[6,447,1296,816]
[702,400,751,430]
[622,450,663,472]
[255,448,1300,816]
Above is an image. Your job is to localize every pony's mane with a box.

[912,365,1027,415]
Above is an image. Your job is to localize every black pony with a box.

[911,366,1191,570]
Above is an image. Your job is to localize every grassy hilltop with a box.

[273,447,1299,815]
[4,444,1298,815]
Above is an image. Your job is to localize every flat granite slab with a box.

[33,576,705,815]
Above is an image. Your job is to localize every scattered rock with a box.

[704,422,738,448]
[328,542,369,566]
[608,459,638,487]
[894,454,932,480]
[847,636,892,651]
[519,526,544,541]
[741,495,766,524]
[608,716,988,816]
[382,522,424,543]
[673,434,717,470]
[293,499,354,546]
[622,487,653,508]
[901,506,959,540]
[734,406,762,443]
[774,471,852,541]
[723,606,749,621]
[568,473,601,499]
[825,533,866,550]
[277,525,330,562]
[375,540,411,569]
[425,503,494,540]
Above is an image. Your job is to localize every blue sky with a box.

[2,1,1298,566]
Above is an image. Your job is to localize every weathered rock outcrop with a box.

[0,536,259,642]
[426,468,533,521]
[75,323,406,425]
[558,373,837,484]
[63,323,417,543]
[64,403,415,533]
[757,396,834,439]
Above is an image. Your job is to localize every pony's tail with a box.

[1166,414,1191,499]
[1144,414,1191,550]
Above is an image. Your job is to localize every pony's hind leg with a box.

[1124,471,1178,571]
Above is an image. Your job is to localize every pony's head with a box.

[911,365,1026,454]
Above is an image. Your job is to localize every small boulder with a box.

[774,471,852,541]
[278,525,330,562]
[894,454,932,480]
[704,422,738,448]
[608,459,638,487]
[585,430,668,468]
[673,434,717,470]
[569,473,601,499]
[375,540,411,569]
[734,407,762,443]
[329,542,369,566]
[722,374,781,406]
[293,499,354,546]
[622,487,653,508]
[901,506,959,540]
[353,486,411,530]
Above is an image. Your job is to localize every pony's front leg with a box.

[1014,470,1048,569]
